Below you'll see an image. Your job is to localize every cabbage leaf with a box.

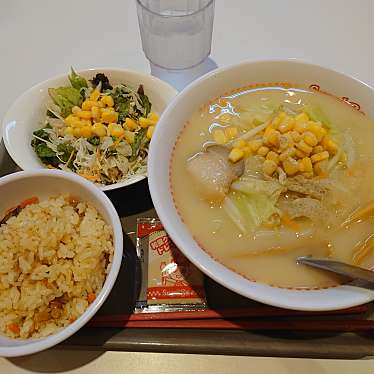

[223,176,283,233]
[303,104,331,127]
[303,104,341,141]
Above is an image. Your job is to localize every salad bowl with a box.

[2,68,177,191]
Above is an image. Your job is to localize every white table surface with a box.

[1,0,374,372]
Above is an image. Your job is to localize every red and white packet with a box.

[135,218,207,313]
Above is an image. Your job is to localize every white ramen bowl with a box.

[2,68,177,191]
[148,59,374,311]
[0,170,123,357]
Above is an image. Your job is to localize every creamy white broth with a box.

[171,86,374,288]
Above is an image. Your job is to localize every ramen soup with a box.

[170,85,374,289]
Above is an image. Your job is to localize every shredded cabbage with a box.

[223,176,283,233]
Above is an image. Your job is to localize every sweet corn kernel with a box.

[77,110,92,120]
[262,159,278,176]
[314,160,328,176]
[309,124,327,141]
[72,106,81,114]
[267,130,280,147]
[124,130,135,144]
[73,127,82,137]
[92,123,107,137]
[242,146,252,157]
[321,136,329,147]
[283,157,299,176]
[81,119,92,126]
[296,140,313,155]
[279,147,296,161]
[71,119,85,128]
[64,126,74,136]
[100,95,114,107]
[323,137,338,154]
[148,112,159,122]
[295,112,309,124]
[271,116,281,128]
[64,114,78,126]
[279,134,294,150]
[266,151,279,164]
[107,123,115,132]
[248,138,263,152]
[312,145,324,154]
[264,126,276,138]
[147,126,155,139]
[96,101,105,108]
[278,112,287,121]
[257,146,270,157]
[81,100,95,111]
[109,123,125,138]
[303,132,318,147]
[213,129,227,144]
[229,148,244,163]
[298,157,313,173]
[125,118,138,131]
[225,126,239,139]
[139,117,153,128]
[311,151,329,163]
[294,122,310,133]
[278,119,295,133]
[91,106,101,120]
[233,139,247,148]
[81,126,93,138]
[101,111,118,124]
[290,130,301,142]
[295,149,307,159]
[90,89,100,102]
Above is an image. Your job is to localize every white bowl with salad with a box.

[2,68,177,190]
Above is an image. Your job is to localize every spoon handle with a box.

[297,257,374,285]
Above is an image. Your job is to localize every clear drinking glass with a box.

[136,0,215,70]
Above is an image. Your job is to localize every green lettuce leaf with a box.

[130,128,147,161]
[33,143,60,167]
[68,68,88,91]
[137,85,152,116]
[111,86,132,122]
[116,99,131,122]
[48,87,83,117]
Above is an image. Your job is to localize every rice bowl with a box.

[0,170,123,357]
[0,195,113,339]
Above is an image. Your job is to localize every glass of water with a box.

[136,0,215,70]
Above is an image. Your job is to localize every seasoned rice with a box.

[0,195,113,339]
